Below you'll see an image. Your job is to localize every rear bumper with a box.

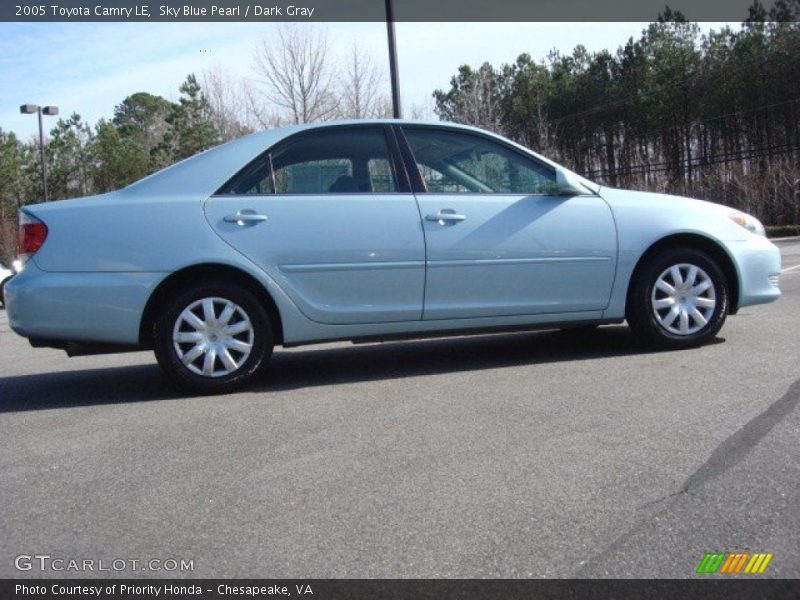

[5,261,164,345]
[728,235,782,309]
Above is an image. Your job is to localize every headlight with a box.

[729,212,766,237]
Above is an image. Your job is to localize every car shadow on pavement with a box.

[0,363,177,412]
[0,325,725,412]
[262,326,724,392]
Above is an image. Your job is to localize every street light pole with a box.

[37,108,48,202]
[385,0,402,119]
[20,104,59,202]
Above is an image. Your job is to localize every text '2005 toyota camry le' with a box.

[5,120,781,394]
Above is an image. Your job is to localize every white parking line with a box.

[782,264,800,273]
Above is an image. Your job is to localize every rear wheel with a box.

[153,282,273,394]
[627,247,729,349]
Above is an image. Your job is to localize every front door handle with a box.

[224,209,269,226]
[425,209,467,224]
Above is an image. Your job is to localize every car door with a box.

[205,125,425,325]
[398,125,617,320]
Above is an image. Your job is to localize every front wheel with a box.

[153,282,273,394]
[627,247,729,349]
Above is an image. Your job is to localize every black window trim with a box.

[267,151,276,194]
[393,123,559,196]
[392,124,428,194]
[213,123,412,197]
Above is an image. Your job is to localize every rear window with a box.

[217,127,399,195]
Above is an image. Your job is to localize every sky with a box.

[0,21,738,140]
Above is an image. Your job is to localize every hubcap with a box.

[651,263,716,336]
[172,297,254,378]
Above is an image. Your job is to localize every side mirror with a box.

[556,168,588,196]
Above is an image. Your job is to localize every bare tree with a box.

[251,25,338,124]
[201,66,253,141]
[340,43,387,119]
[461,64,503,132]
[409,96,436,121]
[237,79,281,130]
[434,62,503,132]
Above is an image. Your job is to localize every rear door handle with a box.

[425,209,466,224]
[224,209,268,225]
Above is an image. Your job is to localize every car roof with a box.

[249,118,485,137]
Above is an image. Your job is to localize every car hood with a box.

[596,186,756,242]
[599,186,741,217]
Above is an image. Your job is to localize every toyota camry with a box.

[5,120,782,394]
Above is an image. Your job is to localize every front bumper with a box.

[727,234,782,309]
[5,261,164,346]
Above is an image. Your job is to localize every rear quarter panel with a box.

[29,194,232,272]
[18,193,306,345]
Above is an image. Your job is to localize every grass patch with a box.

[766,225,800,238]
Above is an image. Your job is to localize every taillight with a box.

[18,212,48,258]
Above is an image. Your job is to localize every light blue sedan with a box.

[6,121,782,394]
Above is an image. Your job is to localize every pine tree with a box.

[166,74,220,160]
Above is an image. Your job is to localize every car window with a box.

[218,127,398,195]
[274,158,351,194]
[367,158,397,193]
[403,127,557,194]
[414,163,473,193]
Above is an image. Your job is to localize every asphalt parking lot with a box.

[1,240,798,579]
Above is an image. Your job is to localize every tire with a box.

[627,247,729,349]
[0,275,11,309]
[153,282,273,394]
